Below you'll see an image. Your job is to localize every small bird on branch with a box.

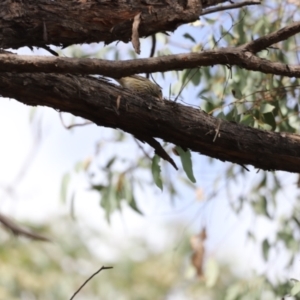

[115,75,163,101]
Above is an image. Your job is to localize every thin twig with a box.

[70,266,113,300]
[174,68,199,102]
[134,138,152,160]
[213,119,222,142]
[147,35,157,79]
[0,212,50,241]
[59,113,93,129]
[201,0,261,16]
[243,21,300,53]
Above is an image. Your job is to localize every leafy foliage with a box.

[3,0,300,299]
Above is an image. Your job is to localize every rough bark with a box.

[0,0,230,49]
[1,0,299,173]
[1,47,300,79]
[1,21,299,78]
[0,72,299,173]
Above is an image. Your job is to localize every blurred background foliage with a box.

[1,0,300,299]
[0,218,295,300]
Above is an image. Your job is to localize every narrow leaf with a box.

[183,33,196,43]
[151,154,163,190]
[175,146,196,183]
[260,103,275,114]
[262,239,270,261]
[205,258,219,288]
[263,112,276,130]
[60,173,70,203]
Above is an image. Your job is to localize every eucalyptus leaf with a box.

[175,146,196,183]
[291,282,300,296]
[151,154,163,190]
[60,173,71,203]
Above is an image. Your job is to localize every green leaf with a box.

[225,283,242,300]
[100,184,117,222]
[127,190,143,215]
[191,69,202,86]
[183,33,196,43]
[232,89,243,99]
[236,103,247,115]
[181,69,201,87]
[60,173,71,203]
[205,258,219,288]
[203,17,216,25]
[74,161,84,173]
[29,107,37,123]
[291,281,300,296]
[263,112,276,130]
[90,184,106,191]
[105,157,116,169]
[70,192,76,220]
[260,103,275,114]
[262,239,270,261]
[251,196,269,218]
[151,155,163,190]
[175,146,196,183]
[240,114,254,126]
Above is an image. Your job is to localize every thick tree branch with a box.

[0,0,204,49]
[0,72,299,173]
[0,0,262,50]
[1,46,300,78]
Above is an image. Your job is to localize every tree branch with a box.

[0,72,299,173]
[243,22,300,53]
[0,212,50,242]
[201,0,261,16]
[0,0,263,50]
[0,0,204,49]
[1,43,300,79]
[1,22,299,79]
[70,266,113,300]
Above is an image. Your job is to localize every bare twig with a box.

[59,113,93,129]
[174,68,200,102]
[134,138,152,161]
[0,212,50,242]
[201,0,261,16]
[149,34,156,59]
[213,119,222,142]
[243,22,300,53]
[147,34,157,79]
[70,266,113,300]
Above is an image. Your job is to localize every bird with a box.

[115,75,163,101]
